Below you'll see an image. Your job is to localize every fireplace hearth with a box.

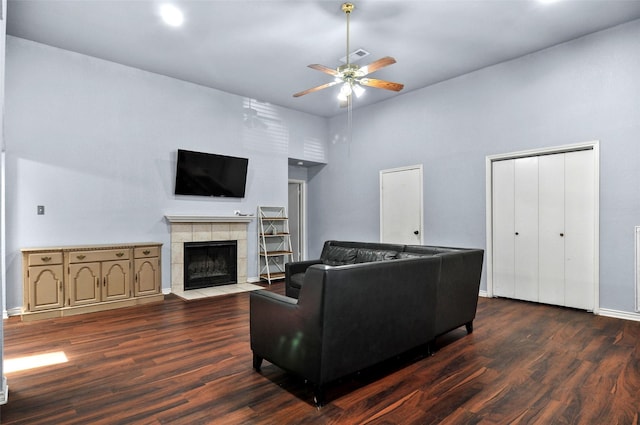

[184,240,237,290]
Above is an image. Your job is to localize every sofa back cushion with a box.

[355,248,398,263]
[322,246,357,266]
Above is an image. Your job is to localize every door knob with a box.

[413,230,419,235]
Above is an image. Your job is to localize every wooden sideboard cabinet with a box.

[22,243,163,321]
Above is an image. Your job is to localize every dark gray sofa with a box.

[285,240,484,337]
[250,255,441,406]
[250,240,484,405]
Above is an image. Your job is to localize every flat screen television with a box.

[174,149,248,198]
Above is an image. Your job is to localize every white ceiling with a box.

[6,0,640,117]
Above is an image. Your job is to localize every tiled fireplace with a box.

[166,215,253,292]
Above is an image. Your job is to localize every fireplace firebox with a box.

[183,240,237,290]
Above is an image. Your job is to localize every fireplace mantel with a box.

[165,215,254,223]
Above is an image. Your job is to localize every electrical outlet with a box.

[37,205,45,215]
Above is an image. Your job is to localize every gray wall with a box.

[310,19,640,313]
[4,37,328,312]
[5,19,640,316]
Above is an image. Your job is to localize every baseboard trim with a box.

[0,376,8,405]
[247,276,260,283]
[6,307,21,317]
[479,290,489,298]
[598,308,640,322]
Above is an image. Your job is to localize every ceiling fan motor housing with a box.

[342,3,355,14]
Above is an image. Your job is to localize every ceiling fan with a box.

[293,2,404,106]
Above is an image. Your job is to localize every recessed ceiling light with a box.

[160,4,184,27]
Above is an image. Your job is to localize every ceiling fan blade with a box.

[308,64,339,76]
[293,81,339,97]
[359,78,404,92]
[360,56,397,76]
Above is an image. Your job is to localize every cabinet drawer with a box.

[28,252,63,266]
[134,246,159,258]
[69,249,131,263]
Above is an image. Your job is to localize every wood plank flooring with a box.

[2,283,640,424]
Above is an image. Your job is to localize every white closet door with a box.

[514,157,539,302]
[564,149,595,310]
[492,160,515,298]
[538,154,566,306]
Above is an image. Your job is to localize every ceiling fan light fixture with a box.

[339,82,353,97]
[352,84,365,98]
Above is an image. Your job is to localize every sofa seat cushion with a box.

[322,246,357,266]
[355,248,398,263]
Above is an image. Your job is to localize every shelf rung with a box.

[260,272,285,280]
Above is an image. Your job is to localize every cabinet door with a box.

[102,260,131,301]
[134,257,160,296]
[513,157,539,302]
[69,262,101,306]
[28,265,64,311]
[492,159,516,298]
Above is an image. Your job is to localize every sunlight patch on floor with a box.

[4,351,69,373]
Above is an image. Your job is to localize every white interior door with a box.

[287,181,304,262]
[380,165,423,245]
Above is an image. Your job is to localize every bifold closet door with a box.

[538,154,565,306]
[564,150,595,310]
[492,157,539,302]
[513,157,539,302]
[492,160,515,299]
[492,149,595,310]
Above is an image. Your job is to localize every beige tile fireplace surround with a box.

[166,215,253,293]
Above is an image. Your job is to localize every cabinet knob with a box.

[515,232,519,235]
[77,255,86,260]
[143,250,151,255]
[41,256,52,262]
[116,252,124,258]
[413,230,420,235]
[560,233,564,237]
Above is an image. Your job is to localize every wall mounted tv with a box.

[174,149,249,198]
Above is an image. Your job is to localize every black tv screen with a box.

[174,149,248,198]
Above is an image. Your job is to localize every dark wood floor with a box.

[2,283,640,424]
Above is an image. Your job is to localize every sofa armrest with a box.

[286,259,323,275]
[249,289,322,381]
[285,259,323,297]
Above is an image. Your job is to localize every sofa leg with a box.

[465,321,474,334]
[253,354,263,372]
[426,340,436,356]
[313,386,325,408]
